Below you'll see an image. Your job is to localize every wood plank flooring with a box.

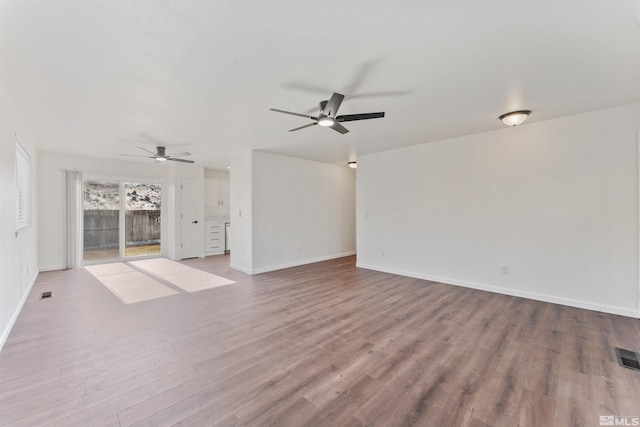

[1,255,639,426]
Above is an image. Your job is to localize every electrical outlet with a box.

[501,265,509,275]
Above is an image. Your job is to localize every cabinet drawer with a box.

[204,221,224,254]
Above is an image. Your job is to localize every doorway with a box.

[180,177,201,259]
[83,179,162,263]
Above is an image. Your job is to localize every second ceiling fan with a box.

[270,92,384,134]
[121,146,195,163]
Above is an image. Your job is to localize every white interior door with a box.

[181,177,201,259]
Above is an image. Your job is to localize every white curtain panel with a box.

[64,170,83,268]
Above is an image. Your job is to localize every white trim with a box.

[637,117,640,317]
[356,262,640,319]
[205,251,225,256]
[0,271,37,352]
[234,251,356,275]
[119,181,126,259]
[229,263,253,274]
[39,265,67,272]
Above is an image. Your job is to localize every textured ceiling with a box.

[1,1,640,170]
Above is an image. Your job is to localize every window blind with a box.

[15,139,31,231]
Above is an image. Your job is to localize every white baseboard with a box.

[234,251,356,275]
[251,251,356,274]
[204,251,225,256]
[229,263,253,274]
[39,264,66,272]
[356,262,640,319]
[0,271,38,352]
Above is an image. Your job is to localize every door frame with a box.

[82,174,166,266]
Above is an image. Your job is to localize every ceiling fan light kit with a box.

[318,118,335,127]
[499,110,531,126]
[270,92,385,134]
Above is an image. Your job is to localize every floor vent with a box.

[41,291,52,299]
[615,347,640,371]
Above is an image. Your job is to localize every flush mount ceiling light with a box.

[499,110,531,126]
[347,161,357,168]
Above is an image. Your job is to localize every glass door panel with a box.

[83,180,120,261]
[124,183,161,257]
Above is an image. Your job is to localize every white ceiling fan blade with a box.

[289,123,317,132]
[169,157,195,163]
[270,108,318,120]
[136,146,157,155]
[121,154,155,158]
[167,151,191,157]
[323,93,344,118]
[330,122,349,134]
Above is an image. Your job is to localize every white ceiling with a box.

[2,1,640,170]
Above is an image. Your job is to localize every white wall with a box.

[250,151,356,274]
[229,151,253,273]
[357,104,640,317]
[204,168,230,180]
[0,80,38,350]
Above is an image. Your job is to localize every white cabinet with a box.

[204,221,224,255]
[220,180,229,207]
[205,179,229,207]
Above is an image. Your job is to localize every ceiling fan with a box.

[121,146,194,163]
[270,92,385,134]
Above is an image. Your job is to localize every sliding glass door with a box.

[124,183,161,257]
[83,179,162,263]
[83,180,120,262]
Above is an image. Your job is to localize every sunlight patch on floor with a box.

[129,258,236,292]
[84,258,236,304]
[85,263,178,304]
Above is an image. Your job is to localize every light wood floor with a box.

[1,255,639,426]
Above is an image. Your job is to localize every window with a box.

[15,138,31,231]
